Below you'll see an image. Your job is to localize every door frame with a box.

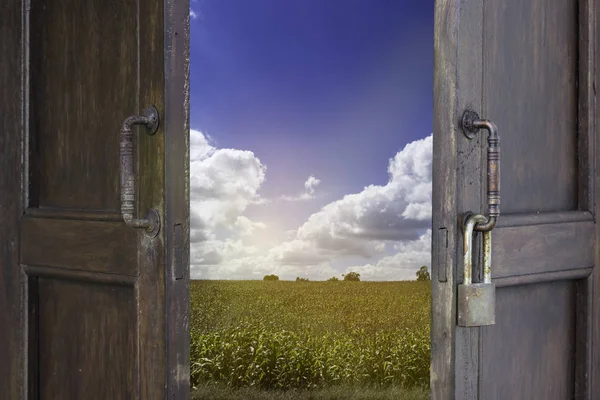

[163,0,191,396]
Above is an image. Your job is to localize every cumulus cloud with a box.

[304,175,321,195]
[190,130,266,230]
[235,215,267,236]
[191,238,258,266]
[275,175,322,202]
[189,130,433,281]
[248,175,322,205]
[271,134,432,266]
[190,129,267,271]
[269,239,330,266]
[344,230,432,281]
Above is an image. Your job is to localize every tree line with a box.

[263,266,430,282]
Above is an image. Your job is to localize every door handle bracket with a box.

[120,105,161,238]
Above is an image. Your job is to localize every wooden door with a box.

[432,1,599,399]
[0,0,190,399]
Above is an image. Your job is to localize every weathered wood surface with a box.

[0,0,25,398]
[434,0,599,398]
[0,0,190,398]
[432,1,460,398]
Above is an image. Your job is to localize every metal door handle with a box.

[119,105,161,237]
[461,109,500,231]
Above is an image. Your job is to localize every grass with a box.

[191,383,429,400]
[190,280,431,397]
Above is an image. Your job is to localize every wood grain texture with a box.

[483,0,578,214]
[436,0,598,398]
[2,0,187,397]
[163,0,192,396]
[21,217,137,275]
[494,210,593,228]
[431,0,459,398]
[454,0,485,396]
[36,277,137,399]
[480,281,576,400]
[592,0,600,396]
[23,265,138,286]
[28,277,39,400]
[28,0,137,212]
[491,220,595,278]
[0,0,24,398]
[137,0,167,396]
[575,277,593,400]
[477,0,596,399]
[578,0,596,215]
[25,207,123,222]
[493,267,592,288]
[576,7,597,393]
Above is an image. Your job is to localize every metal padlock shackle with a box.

[463,213,491,286]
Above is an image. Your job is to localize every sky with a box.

[189,0,434,281]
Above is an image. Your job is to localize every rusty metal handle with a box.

[461,109,500,232]
[120,105,160,237]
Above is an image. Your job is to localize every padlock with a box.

[457,213,496,327]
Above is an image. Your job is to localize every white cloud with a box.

[190,130,267,270]
[270,134,432,265]
[190,130,216,161]
[234,216,266,236]
[344,230,431,281]
[304,175,321,195]
[190,130,266,231]
[374,242,386,253]
[190,10,198,19]
[268,239,330,266]
[191,254,339,281]
[191,238,258,266]
[189,130,433,281]
[272,175,323,202]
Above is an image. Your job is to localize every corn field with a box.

[190,280,431,391]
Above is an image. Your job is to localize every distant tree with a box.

[416,266,430,281]
[263,274,279,281]
[327,276,340,282]
[342,272,361,282]
[296,277,310,282]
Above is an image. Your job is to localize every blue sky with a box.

[189,0,434,280]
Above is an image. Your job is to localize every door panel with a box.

[480,281,576,399]
[21,218,137,275]
[36,278,137,399]
[484,0,579,214]
[29,0,136,212]
[491,215,594,280]
[0,0,190,398]
[433,0,599,399]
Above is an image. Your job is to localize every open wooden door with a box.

[432,0,599,399]
[0,0,190,398]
